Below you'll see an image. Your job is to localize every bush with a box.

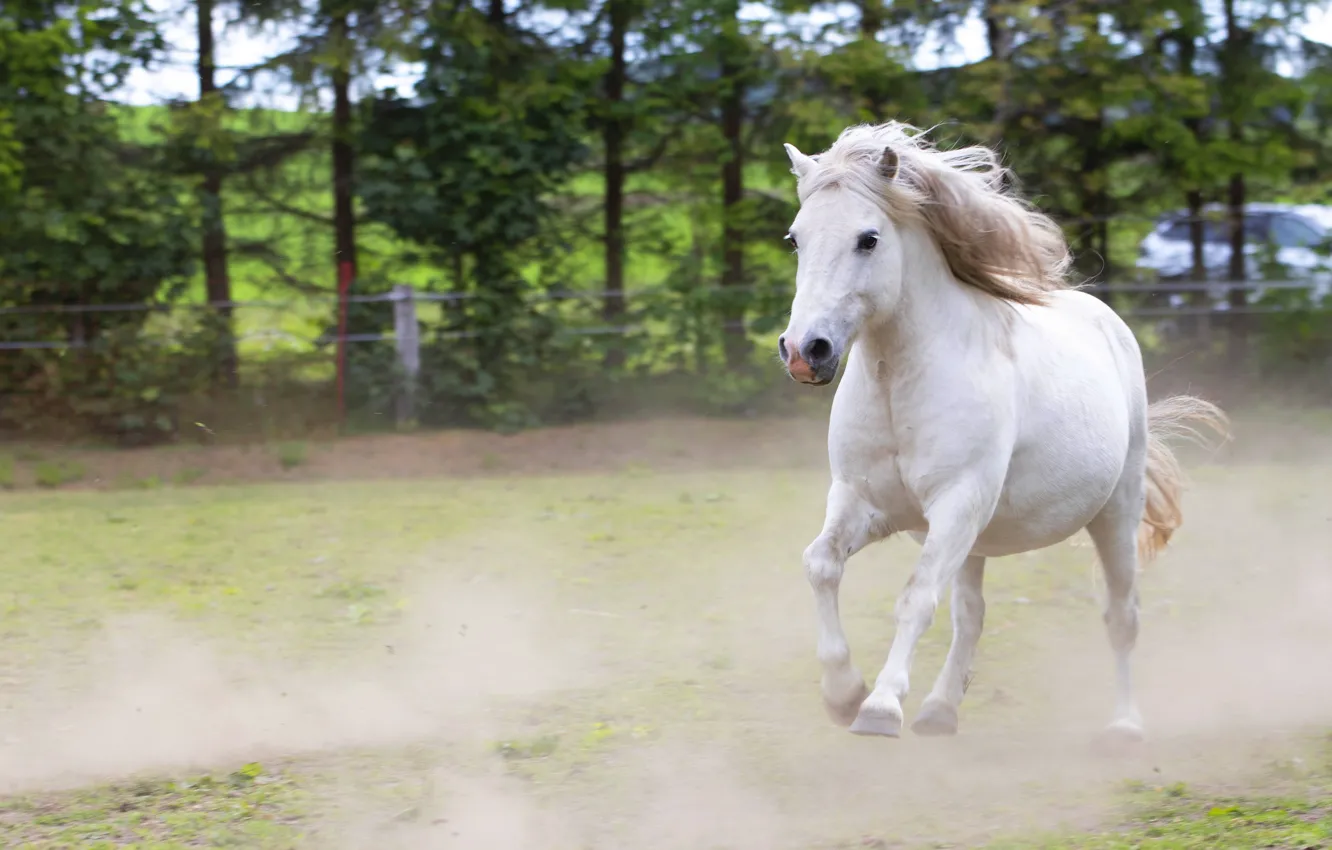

[0,316,223,445]
[276,441,307,469]
[34,459,85,488]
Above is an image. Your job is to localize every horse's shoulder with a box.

[1037,289,1135,337]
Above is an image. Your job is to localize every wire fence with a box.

[2,277,1328,351]
[2,275,1327,440]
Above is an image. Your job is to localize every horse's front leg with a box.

[852,490,988,737]
[911,554,985,737]
[804,480,887,726]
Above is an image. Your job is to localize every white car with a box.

[1135,202,1332,309]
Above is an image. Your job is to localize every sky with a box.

[117,0,1332,110]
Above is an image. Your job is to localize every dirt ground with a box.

[1,405,1330,848]
[1,399,1329,492]
[1,414,826,490]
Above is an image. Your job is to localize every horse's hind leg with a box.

[1086,488,1146,745]
[911,555,985,737]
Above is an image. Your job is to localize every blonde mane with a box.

[793,122,1073,305]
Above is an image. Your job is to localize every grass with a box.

[275,440,308,470]
[0,432,1328,848]
[32,459,85,488]
[4,766,1328,848]
[0,764,306,848]
[987,786,1332,848]
[172,467,208,486]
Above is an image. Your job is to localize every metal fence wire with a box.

[1,277,1326,351]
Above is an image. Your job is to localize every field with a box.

[1,410,1331,848]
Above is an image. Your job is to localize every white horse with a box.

[777,122,1229,743]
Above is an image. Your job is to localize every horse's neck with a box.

[860,228,1001,367]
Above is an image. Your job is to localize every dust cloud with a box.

[1,413,1330,849]
[0,544,604,795]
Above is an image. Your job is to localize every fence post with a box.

[392,284,420,427]
[335,261,354,429]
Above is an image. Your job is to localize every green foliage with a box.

[0,0,199,439]
[0,0,162,199]
[0,134,197,300]
[0,70,196,311]
[276,440,308,469]
[355,6,598,427]
[33,458,85,487]
[173,466,208,485]
[0,454,14,489]
[0,318,224,444]
[358,11,593,260]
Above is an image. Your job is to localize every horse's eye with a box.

[857,233,878,252]
[785,233,798,250]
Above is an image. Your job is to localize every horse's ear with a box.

[784,143,817,179]
[878,147,899,181]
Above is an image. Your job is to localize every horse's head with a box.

[776,122,1073,387]
[777,143,905,386]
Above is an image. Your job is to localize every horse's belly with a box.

[971,462,1121,557]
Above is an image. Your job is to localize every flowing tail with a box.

[1138,395,1232,565]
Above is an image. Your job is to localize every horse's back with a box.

[1016,289,1147,424]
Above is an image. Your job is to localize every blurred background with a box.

[4,0,1332,445]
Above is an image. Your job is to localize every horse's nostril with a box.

[778,336,788,360]
[805,337,833,365]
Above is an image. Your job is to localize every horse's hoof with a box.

[823,681,870,727]
[849,702,902,738]
[910,698,959,737]
[1093,718,1145,756]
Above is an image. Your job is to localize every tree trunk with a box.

[329,13,357,427]
[1222,0,1247,365]
[1095,213,1109,277]
[1176,22,1210,337]
[1074,108,1107,296]
[985,0,1013,128]
[447,250,466,329]
[1225,170,1247,360]
[857,0,887,119]
[1187,191,1206,281]
[197,0,236,387]
[601,0,629,368]
[330,14,357,284]
[1185,188,1209,337]
[719,22,747,370]
[859,0,883,39]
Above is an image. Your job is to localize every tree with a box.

[233,0,415,290]
[197,0,238,384]
[599,0,633,367]
[0,0,199,436]
[356,2,594,423]
[631,0,788,372]
[717,0,749,368]
[1213,0,1313,354]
